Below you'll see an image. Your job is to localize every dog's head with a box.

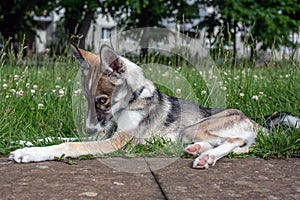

[71,44,125,135]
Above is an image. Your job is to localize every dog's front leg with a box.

[9,132,135,163]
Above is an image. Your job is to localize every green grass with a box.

[0,46,299,159]
[0,54,79,155]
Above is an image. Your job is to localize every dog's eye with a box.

[96,96,108,105]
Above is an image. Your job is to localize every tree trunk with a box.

[72,11,94,49]
[140,27,150,61]
[232,21,237,67]
[138,0,150,61]
[250,40,257,65]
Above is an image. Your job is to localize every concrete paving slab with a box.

[98,157,178,173]
[154,158,300,199]
[0,157,164,200]
[1,157,299,200]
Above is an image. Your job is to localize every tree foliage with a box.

[103,0,199,28]
[0,0,103,49]
[247,0,300,50]
[103,0,200,57]
[1,0,299,59]
[48,0,104,48]
[198,0,300,59]
[0,0,49,43]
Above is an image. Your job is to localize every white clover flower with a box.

[162,72,169,77]
[220,86,227,91]
[26,83,30,88]
[14,75,19,81]
[201,90,207,95]
[30,89,36,94]
[175,89,182,95]
[259,91,264,97]
[239,93,245,97]
[38,103,44,110]
[33,85,38,89]
[5,94,10,98]
[253,75,258,79]
[16,90,24,97]
[234,76,240,80]
[52,89,56,93]
[73,89,81,96]
[252,95,259,101]
[58,89,65,96]
[55,85,61,89]
[3,83,8,89]
[10,89,16,94]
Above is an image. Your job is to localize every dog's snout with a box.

[86,127,98,134]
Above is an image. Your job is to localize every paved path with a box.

[0,157,299,199]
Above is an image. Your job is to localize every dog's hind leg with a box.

[192,137,245,169]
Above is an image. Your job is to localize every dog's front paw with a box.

[9,147,51,163]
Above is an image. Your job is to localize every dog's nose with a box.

[86,127,98,134]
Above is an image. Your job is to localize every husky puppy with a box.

[9,45,299,169]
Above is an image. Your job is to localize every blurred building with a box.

[34,7,300,62]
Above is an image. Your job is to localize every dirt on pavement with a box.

[0,157,299,199]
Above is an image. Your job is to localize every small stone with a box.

[36,165,49,169]
[113,181,124,186]
[79,192,98,197]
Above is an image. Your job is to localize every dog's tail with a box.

[253,111,300,130]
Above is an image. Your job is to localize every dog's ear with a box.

[71,44,90,69]
[100,44,123,73]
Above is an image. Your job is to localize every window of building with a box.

[101,28,112,41]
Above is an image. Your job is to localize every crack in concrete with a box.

[144,157,168,200]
